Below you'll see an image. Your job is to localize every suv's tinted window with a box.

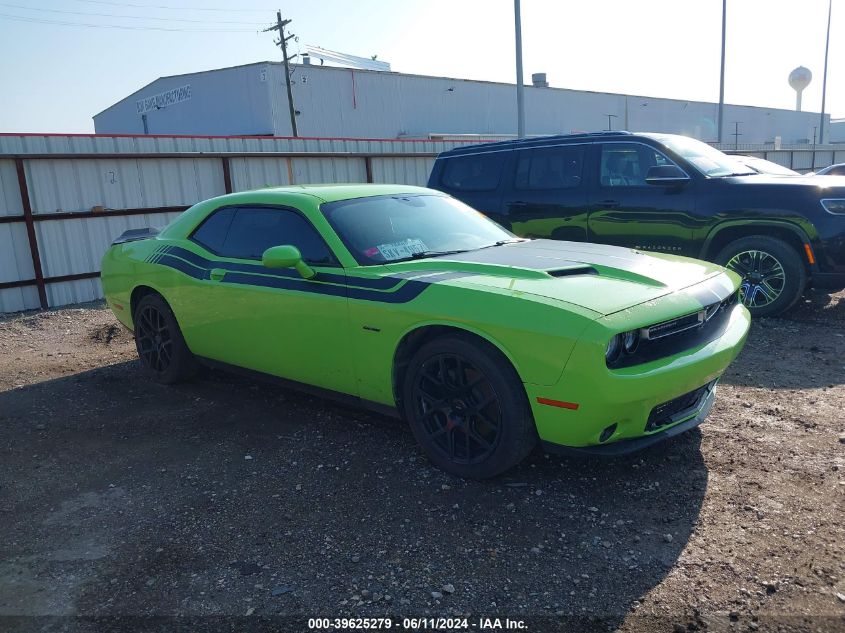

[440,153,505,191]
[600,143,676,187]
[192,207,334,264]
[191,207,235,254]
[514,145,585,190]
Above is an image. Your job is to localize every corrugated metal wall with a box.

[0,133,478,314]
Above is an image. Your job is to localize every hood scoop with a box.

[547,266,597,278]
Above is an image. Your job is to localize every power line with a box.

[72,0,274,12]
[0,2,265,24]
[0,12,257,31]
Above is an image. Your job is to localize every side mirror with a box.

[645,164,690,186]
[261,245,316,279]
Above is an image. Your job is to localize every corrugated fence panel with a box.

[812,151,834,169]
[46,278,103,309]
[0,223,35,283]
[371,157,434,186]
[137,158,225,207]
[0,159,23,216]
[229,157,292,192]
[791,152,816,171]
[0,134,480,157]
[290,157,367,184]
[25,158,223,215]
[0,286,40,314]
[36,212,183,279]
[26,159,145,214]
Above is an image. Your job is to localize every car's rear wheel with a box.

[133,293,197,384]
[714,236,806,317]
[401,334,537,479]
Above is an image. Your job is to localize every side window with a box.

[600,143,679,187]
[191,207,235,254]
[514,145,585,190]
[440,153,505,192]
[192,207,335,265]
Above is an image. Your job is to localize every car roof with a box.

[437,131,643,157]
[242,183,435,203]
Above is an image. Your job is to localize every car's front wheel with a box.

[401,334,537,479]
[714,236,806,317]
[133,292,197,384]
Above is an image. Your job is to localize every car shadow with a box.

[0,361,705,630]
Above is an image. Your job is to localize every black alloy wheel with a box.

[133,293,198,384]
[136,304,173,373]
[411,353,502,465]
[402,334,537,479]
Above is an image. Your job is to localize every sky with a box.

[0,0,841,134]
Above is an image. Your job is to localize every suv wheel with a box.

[714,236,806,317]
[401,334,537,479]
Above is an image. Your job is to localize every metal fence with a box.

[2,133,843,314]
[714,144,845,173]
[0,133,488,314]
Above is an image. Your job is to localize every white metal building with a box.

[94,61,828,144]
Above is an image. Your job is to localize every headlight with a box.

[606,334,622,363]
[606,329,641,366]
[821,199,845,215]
[623,329,640,354]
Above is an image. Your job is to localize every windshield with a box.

[643,133,756,177]
[321,194,516,265]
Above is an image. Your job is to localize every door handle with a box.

[209,268,227,282]
[599,199,621,208]
[509,201,528,208]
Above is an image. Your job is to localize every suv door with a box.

[436,150,507,220]
[500,143,589,241]
[587,142,697,256]
[180,205,353,392]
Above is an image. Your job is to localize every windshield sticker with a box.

[375,238,429,261]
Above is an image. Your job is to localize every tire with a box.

[714,235,806,317]
[133,293,198,384]
[401,334,537,479]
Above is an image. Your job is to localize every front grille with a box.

[645,381,715,432]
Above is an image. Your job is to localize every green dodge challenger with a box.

[102,184,750,478]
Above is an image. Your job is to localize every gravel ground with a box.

[0,292,843,633]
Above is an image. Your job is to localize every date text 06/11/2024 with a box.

[307,617,528,630]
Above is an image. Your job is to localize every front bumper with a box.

[542,387,714,456]
[525,303,750,451]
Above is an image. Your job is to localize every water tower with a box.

[789,66,812,111]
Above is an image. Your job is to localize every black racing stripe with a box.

[222,271,349,298]
[149,245,472,304]
[163,245,405,291]
[155,254,210,280]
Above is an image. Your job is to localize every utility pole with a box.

[264,11,299,137]
[819,0,832,144]
[717,0,726,143]
[514,0,525,138]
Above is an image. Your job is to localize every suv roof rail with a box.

[439,130,635,155]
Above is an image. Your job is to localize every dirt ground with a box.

[0,291,843,633]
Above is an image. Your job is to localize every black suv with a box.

[428,131,845,316]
